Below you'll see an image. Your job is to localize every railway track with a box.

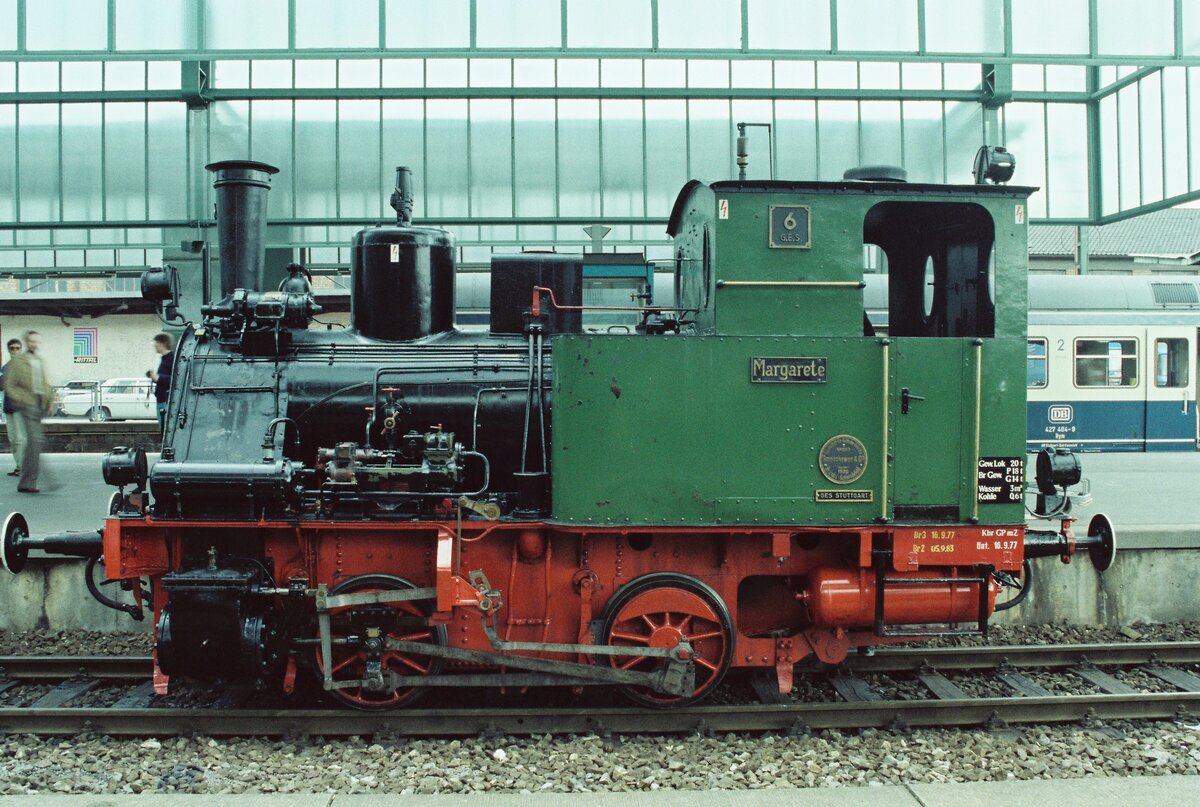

[0,642,1197,737]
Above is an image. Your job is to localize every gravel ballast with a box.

[0,630,152,656]
[0,623,1198,795]
[0,722,1197,795]
[2,621,1198,658]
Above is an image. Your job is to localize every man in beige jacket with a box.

[1,331,53,492]
[1,338,24,476]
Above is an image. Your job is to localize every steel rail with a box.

[842,641,1200,673]
[2,641,1198,681]
[0,693,1196,737]
[0,656,149,680]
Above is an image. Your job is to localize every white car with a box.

[59,377,155,422]
[51,380,100,416]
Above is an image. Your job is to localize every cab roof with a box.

[666,178,1038,237]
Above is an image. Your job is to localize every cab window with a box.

[864,201,995,338]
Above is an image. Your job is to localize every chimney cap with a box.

[205,159,280,174]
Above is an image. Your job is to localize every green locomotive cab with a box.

[552,175,1033,529]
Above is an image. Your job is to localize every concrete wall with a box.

[0,548,1194,636]
[995,547,1200,626]
[0,422,160,453]
[0,558,146,634]
[0,313,172,388]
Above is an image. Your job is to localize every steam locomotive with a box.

[2,160,1116,709]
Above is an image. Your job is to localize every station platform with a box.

[0,775,1194,805]
[0,420,159,456]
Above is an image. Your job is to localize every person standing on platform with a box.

[3,331,52,493]
[1,338,25,476]
[149,333,175,434]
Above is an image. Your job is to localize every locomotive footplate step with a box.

[110,680,157,709]
[28,679,99,709]
[994,670,1053,698]
[829,675,883,702]
[1145,665,1200,693]
[1070,665,1138,695]
[917,670,968,700]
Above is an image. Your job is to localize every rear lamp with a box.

[1034,447,1080,496]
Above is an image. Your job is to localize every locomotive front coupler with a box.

[2,512,145,620]
[1,513,103,575]
[1024,512,1117,572]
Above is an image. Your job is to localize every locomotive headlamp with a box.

[973,145,1016,184]
[1034,447,1081,496]
[103,446,149,489]
[141,265,178,302]
[141,264,184,324]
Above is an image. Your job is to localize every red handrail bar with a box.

[530,286,690,318]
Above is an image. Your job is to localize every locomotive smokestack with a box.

[206,160,279,296]
[391,166,414,225]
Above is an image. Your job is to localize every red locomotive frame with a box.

[105,517,1021,704]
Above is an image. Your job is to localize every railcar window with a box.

[1155,338,1189,387]
[1074,338,1138,388]
[1027,339,1047,388]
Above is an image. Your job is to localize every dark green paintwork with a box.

[552,335,886,525]
[551,180,1033,527]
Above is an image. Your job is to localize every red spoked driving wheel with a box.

[601,572,734,707]
[315,574,445,710]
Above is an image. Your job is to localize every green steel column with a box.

[1085,65,1103,223]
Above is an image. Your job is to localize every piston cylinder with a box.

[799,567,998,627]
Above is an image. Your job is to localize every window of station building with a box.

[1027,338,1048,388]
[864,201,995,338]
[1155,338,1189,388]
[1074,338,1138,388]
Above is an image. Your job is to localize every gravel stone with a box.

[0,721,1195,795]
[1,623,1197,795]
[913,620,1200,648]
[0,629,152,656]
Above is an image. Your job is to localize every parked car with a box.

[58,377,155,422]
